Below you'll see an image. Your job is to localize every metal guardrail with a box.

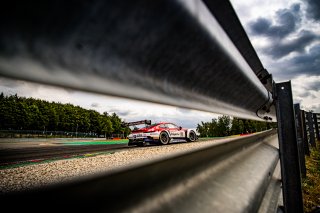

[297,108,319,152]
[0,0,275,121]
[275,83,303,212]
[0,0,317,212]
[314,113,320,141]
[202,0,273,94]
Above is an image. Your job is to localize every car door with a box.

[167,123,184,138]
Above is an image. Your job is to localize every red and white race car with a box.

[125,120,198,146]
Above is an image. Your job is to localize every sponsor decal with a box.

[170,132,180,136]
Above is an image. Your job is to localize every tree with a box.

[197,121,210,137]
[217,115,231,136]
[110,113,123,134]
[208,119,218,136]
[0,94,129,137]
[101,112,113,138]
[197,116,275,137]
[231,118,244,135]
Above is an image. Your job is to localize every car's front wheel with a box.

[187,131,197,142]
[159,131,170,145]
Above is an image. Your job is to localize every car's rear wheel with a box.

[128,139,134,146]
[159,131,170,145]
[187,131,196,142]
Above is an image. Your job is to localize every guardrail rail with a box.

[0,0,318,212]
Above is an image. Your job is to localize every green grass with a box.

[302,141,320,213]
[62,139,129,145]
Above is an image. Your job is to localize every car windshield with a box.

[167,123,178,128]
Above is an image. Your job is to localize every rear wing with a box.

[121,120,152,127]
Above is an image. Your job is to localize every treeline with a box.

[0,93,130,137]
[196,115,276,137]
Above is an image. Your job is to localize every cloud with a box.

[0,77,76,99]
[231,0,320,113]
[175,107,192,114]
[289,44,320,75]
[245,2,320,80]
[249,3,301,39]
[262,30,319,59]
[266,43,320,80]
[307,81,320,92]
[298,90,317,99]
[305,0,320,21]
[291,75,320,113]
[116,111,133,117]
[308,103,320,112]
[250,18,272,35]
[0,78,79,105]
[91,103,99,108]
[108,108,139,117]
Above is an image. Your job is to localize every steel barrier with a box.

[314,113,320,141]
[0,0,275,121]
[0,0,318,212]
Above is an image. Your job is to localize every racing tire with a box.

[159,131,170,145]
[137,142,145,147]
[187,131,197,142]
[128,139,134,146]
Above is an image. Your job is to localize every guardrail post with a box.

[301,110,310,156]
[307,112,316,148]
[313,113,320,141]
[274,81,304,213]
[294,104,306,178]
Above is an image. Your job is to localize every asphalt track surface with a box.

[0,137,227,165]
[0,140,130,164]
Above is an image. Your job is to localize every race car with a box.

[125,120,199,146]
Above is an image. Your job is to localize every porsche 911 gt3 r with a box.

[127,122,198,146]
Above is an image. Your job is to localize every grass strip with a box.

[302,141,320,213]
[62,139,129,145]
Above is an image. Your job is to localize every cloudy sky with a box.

[230,0,320,112]
[1,0,319,128]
